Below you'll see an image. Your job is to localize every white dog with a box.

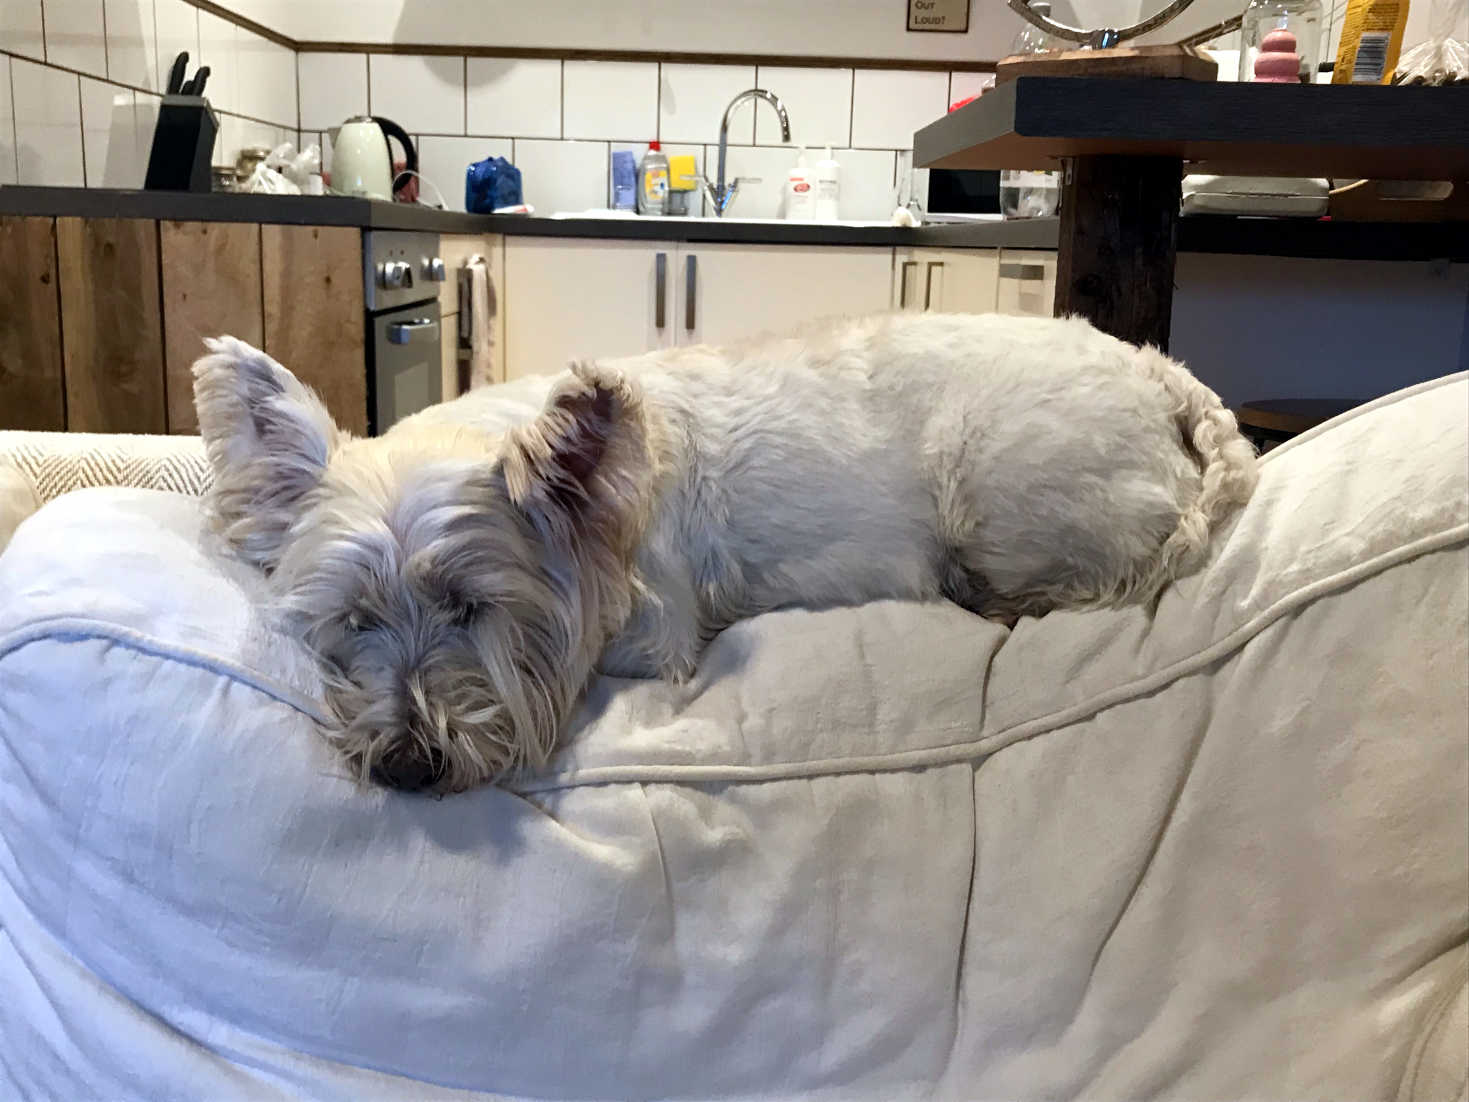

[193,312,1256,793]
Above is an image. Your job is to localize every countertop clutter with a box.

[3,186,1467,262]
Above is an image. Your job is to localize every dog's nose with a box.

[372,741,445,792]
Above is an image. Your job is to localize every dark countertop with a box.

[914,78,1469,180]
[3,186,1465,261]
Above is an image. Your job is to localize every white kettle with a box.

[330,116,417,201]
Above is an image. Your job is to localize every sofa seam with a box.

[1,521,1465,793]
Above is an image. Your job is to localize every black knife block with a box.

[144,94,218,192]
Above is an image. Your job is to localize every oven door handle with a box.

[387,317,440,345]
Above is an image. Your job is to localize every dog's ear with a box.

[192,336,339,571]
[504,361,644,524]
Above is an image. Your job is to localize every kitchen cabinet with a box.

[56,217,167,434]
[261,225,368,436]
[503,238,895,377]
[894,247,1000,314]
[677,244,895,346]
[160,221,263,434]
[504,238,675,379]
[0,217,65,431]
[995,249,1057,318]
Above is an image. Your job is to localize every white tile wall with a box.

[513,137,608,215]
[80,75,147,186]
[2,7,980,213]
[237,32,295,127]
[45,0,108,77]
[753,66,851,148]
[152,0,197,93]
[659,63,755,145]
[298,52,367,131]
[948,70,993,105]
[467,57,560,138]
[416,134,512,210]
[851,69,949,148]
[563,60,657,141]
[370,53,463,134]
[104,0,156,91]
[12,57,84,187]
[195,11,238,114]
[1,1,46,63]
[833,147,896,220]
[0,56,15,185]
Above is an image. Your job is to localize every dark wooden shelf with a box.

[914,78,1469,180]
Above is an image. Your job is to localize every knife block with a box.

[144,94,218,192]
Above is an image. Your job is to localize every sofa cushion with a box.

[0,374,1464,1100]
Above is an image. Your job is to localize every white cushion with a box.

[1,375,1465,1101]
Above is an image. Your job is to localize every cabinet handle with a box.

[655,252,667,329]
[387,318,438,345]
[685,254,697,332]
[899,259,919,309]
[924,261,944,311]
[999,262,1046,281]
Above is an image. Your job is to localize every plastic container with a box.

[814,146,841,222]
[784,148,815,220]
[1238,0,1323,83]
[636,142,669,216]
[999,1,1059,219]
[610,150,637,210]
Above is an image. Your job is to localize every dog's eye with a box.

[346,609,379,633]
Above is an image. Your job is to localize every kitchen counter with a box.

[3,186,1467,261]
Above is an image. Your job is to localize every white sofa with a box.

[1,375,1465,1101]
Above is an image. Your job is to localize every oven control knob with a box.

[423,257,446,282]
[378,261,411,289]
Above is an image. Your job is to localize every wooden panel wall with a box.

[160,221,264,434]
[56,217,167,434]
[0,217,66,430]
[261,224,368,435]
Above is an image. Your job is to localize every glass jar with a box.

[1238,0,1324,83]
[1000,0,1061,218]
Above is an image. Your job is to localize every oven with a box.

[364,230,445,435]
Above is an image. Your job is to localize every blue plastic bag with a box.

[465,156,523,213]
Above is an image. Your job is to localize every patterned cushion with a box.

[0,432,211,553]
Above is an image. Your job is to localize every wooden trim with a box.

[295,41,998,71]
[183,0,295,48]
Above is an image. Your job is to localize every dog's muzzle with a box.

[372,741,447,792]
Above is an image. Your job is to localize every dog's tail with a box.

[1140,346,1259,593]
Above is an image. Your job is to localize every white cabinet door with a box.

[995,248,1057,317]
[894,247,999,314]
[678,244,895,346]
[503,237,675,378]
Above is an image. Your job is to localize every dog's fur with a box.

[193,312,1257,794]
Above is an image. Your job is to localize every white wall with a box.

[218,0,1057,58]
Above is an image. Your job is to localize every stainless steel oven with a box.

[365,230,445,435]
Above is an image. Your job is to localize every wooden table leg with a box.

[1054,154,1182,351]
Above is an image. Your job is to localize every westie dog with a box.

[194,312,1256,794]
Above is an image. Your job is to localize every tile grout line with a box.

[76,74,87,186]
[101,0,111,81]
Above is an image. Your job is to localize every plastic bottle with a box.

[1000,1,1060,219]
[636,141,669,216]
[785,148,815,220]
[814,146,841,222]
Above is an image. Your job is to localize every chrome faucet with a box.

[704,88,791,217]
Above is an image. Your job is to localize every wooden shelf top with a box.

[914,78,1469,180]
